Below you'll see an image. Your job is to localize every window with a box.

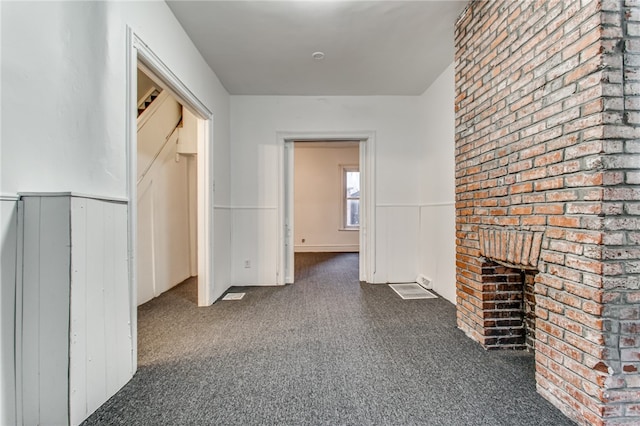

[343,167,360,228]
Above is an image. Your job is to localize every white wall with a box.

[229,72,456,296]
[137,99,194,306]
[294,143,359,252]
[1,0,232,300]
[230,96,425,285]
[418,63,457,304]
[1,2,232,423]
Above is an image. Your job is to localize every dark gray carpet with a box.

[83,252,574,426]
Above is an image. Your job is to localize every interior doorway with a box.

[279,132,376,285]
[128,30,215,367]
[136,67,198,306]
[292,141,360,255]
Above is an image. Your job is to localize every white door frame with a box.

[126,28,215,366]
[277,132,376,284]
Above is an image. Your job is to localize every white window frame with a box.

[341,165,360,230]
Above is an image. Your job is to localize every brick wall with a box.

[454,0,640,424]
[524,271,537,350]
[601,0,640,420]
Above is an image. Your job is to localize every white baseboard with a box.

[295,244,359,253]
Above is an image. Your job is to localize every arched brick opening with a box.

[458,227,543,350]
[477,259,537,351]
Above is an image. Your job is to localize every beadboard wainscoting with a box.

[0,196,19,425]
[19,193,132,425]
[230,206,280,286]
[419,202,456,304]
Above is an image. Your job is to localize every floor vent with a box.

[389,283,437,300]
[222,292,245,301]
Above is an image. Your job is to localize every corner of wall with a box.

[418,61,457,305]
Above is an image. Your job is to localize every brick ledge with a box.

[478,227,544,270]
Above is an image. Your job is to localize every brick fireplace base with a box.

[455,226,543,350]
[474,227,542,349]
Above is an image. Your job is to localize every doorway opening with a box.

[279,133,376,285]
[291,141,360,279]
[135,67,199,306]
[128,30,215,367]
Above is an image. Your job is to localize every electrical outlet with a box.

[244,260,251,268]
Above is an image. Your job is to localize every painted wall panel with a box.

[375,206,420,283]
[0,198,18,426]
[113,204,133,390]
[387,206,420,283]
[100,203,121,398]
[214,207,232,300]
[231,208,279,285]
[20,198,40,426]
[152,149,191,295]
[294,144,360,252]
[188,156,198,276]
[69,197,132,425]
[81,199,109,418]
[137,179,156,305]
[418,63,456,304]
[230,96,425,284]
[69,199,88,424]
[37,196,72,424]
[137,113,192,305]
[21,196,71,425]
[420,204,456,303]
[21,195,132,426]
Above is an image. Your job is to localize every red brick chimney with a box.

[455,1,640,424]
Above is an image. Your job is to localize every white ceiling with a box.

[166,1,469,96]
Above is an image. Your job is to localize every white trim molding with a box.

[18,192,128,204]
[230,206,278,210]
[377,203,422,208]
[294,244,360,253]
[420,201,455,208]
[133,36,212,118]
